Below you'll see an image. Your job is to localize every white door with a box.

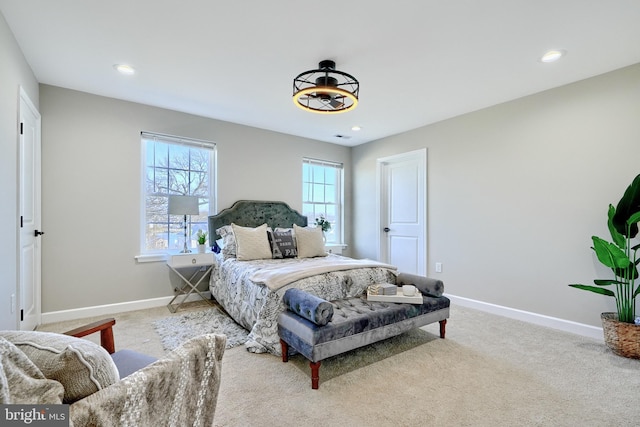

[377,149,426,275]
[19,87,42,331]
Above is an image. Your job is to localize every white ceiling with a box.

[2,1,640,147]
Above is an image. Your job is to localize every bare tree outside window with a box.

[141,133,216,253]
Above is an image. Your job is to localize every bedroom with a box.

[1,2,640,351]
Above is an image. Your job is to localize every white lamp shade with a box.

[168,195,199,215]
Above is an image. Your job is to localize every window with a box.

[141,132,216,253]
[302,158,343,244]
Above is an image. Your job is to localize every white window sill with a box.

[136,245,347,262]
[325,243,347,255]
[325,243,347,249]
[135,253,169,263]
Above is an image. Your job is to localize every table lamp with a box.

[168,195,199,253]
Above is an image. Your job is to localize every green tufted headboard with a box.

[208,200,308,240]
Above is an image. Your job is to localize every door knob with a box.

[383,227,390,232]
[34,230,45,237]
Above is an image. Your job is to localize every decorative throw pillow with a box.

[0,330,119,404]
[268,228,297,258]
[216,225,236,259]
[0,337,64,404]
[231,223,273,261]
[275,227,296,242]
[293,224,327,258]
[214,238,224,250]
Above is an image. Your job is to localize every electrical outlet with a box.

[10,294,15,313]
[435,262,442,273]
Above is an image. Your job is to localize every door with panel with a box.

[378,149,426,275]
[19,88,42,331]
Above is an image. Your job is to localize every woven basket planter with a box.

[601,312,640,359]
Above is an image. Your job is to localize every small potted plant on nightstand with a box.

[569,173,640,359]
[196,230,208,253]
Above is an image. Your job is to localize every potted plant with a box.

[315,214,331,232]
[196,230,208,253]
[315,215,331,243]
[569,173,640,358]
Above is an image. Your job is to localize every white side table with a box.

[166,252,215,313]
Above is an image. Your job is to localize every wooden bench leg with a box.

[439,319,447,339]
[310,361,321,390]
[280,339,289,362]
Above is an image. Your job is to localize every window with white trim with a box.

[141,132,216,253]
[302,158,343,244]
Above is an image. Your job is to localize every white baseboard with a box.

[41,292,212,324]
[42,291,604,341]
[446,294,604,341]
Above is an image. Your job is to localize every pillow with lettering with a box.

[268,229,297,258]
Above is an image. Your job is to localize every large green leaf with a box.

[627,211,640,227]
[568,284,616,297]
[614,263,639,281]
[592,236,631,269]
[612,174,640,238]
[608,204,626,248]
[593,279,621,286]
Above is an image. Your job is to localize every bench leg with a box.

[280,339,289,362]
[310,361,321,390]
[281,339,321,389]
[439,319,447,339]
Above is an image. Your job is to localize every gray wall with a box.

[352,63,640,328]
[0,12,39,329]
[39,85,351,312]
[4,6,640,330]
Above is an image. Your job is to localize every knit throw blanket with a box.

[0,337,64,404]
[250,256,397,291]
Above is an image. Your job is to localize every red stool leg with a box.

[280,339,289,362]
[439,319,447,339]
[310,361,321,390]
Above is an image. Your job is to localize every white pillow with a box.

[293,224,327,258]
[231,223,273,261]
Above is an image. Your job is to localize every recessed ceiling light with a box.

[351,125,361,131]
[540,50,566,63]
[114,64,136,75]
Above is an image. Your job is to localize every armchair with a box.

[1,318,226,427]
[64,318,158,379]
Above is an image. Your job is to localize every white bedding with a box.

[209,253,397,355]
[249,256,396,291]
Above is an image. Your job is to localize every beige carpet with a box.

[39,303,640,426]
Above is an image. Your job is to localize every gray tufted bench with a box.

[278,273,450,389]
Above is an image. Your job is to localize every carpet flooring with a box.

[38,302,640,426]
[153,306,249,351]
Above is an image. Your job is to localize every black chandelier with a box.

[292,60,359,114]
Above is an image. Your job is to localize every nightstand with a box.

[166,252,215,313]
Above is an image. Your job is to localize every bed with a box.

[207,200,398,355]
